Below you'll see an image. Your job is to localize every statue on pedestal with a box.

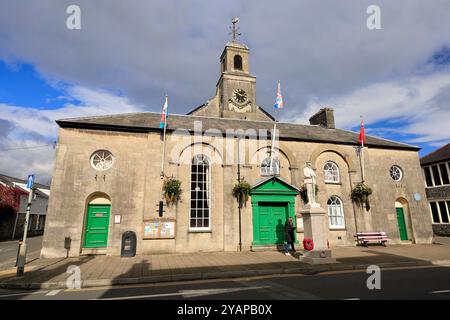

[303,161,317,206]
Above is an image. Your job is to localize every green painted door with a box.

[257,202,289,245]
[396,207,408,241]
[83,204,111,248]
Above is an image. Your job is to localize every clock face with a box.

[233,89,247,104]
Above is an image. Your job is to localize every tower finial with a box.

[229,17,241,42]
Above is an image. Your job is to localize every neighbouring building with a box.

[41,32,433,258]
[420,143,450,236]
[0,174,49,240]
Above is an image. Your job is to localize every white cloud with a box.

[294,70,450,144]
[0,86,145,183]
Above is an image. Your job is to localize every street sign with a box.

[26,174,35,189]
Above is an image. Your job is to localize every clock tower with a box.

[187,18,273,121]
[216,40,257,119]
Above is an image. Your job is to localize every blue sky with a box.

[0,62,79,110]
[0,0,449,183]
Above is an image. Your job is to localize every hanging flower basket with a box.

[351,182,373,211]
[299,184,319,204]
[163,178,182,206]
[232,180,252,207]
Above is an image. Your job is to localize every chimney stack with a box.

[309,107,335,129]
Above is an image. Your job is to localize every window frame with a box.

[423,162,450,187]
[323,161,340,183]
[429,200,450,224]
[389,165,403,182]
[327,196,346,230]
[260,157,280,176]
[90,150,115,171]
[189,154,212,232]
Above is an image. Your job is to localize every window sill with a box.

[329,228,346,231]
[188,229,212,233]
[325,181,341,185]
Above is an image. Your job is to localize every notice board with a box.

[143,219,176,239]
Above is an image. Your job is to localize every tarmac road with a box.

[0,264,449,300]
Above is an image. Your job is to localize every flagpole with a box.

[270,81,281,176]
[270,109,279,176]
[359,116,365,183]
[160,95,168,179]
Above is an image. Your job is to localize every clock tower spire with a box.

[215,17,258,119]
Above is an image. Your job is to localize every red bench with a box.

[354,232,390,247]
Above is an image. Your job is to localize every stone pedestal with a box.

[299,205,337,264]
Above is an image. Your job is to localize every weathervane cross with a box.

[229,17,241,42]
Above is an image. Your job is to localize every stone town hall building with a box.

[41,37,433,258]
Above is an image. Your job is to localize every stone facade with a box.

[41,39,433,258]
[41,125,433,257]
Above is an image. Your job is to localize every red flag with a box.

[358,117,366,146]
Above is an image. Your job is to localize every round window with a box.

[389,165,403,181]
[90,150,114,171]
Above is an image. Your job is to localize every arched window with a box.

[261,157,279,176]
[327,196,345,229]
[190,155,211,230]
[323,161,340,183]
[234,55,243,70]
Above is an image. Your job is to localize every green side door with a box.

[396,207,408,241]
[84,204,111,248]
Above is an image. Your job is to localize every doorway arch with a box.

[82,193,112,249]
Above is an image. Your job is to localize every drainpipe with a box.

[237,136,242,252]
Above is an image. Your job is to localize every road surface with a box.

[0,264,449,300]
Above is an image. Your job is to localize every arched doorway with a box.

[83,193,111,249]
[395,198,413,241]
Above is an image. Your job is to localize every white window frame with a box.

[429,200,450,224]
[323,161,340,183]
[260,157,280,176]
[90,150,114,171]
[189,154,212,232]
[389,165,403,182]
[424,162,450,187]
[327,196,346,229]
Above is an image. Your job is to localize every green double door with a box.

[257,202,289,245]
[396,207,408,241]
[83,204,111,248]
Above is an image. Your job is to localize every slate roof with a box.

[56,112,419,151]
[420,142,450,165]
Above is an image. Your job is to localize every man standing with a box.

[284,217,296,255]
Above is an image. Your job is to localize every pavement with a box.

[1,241,450,290]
